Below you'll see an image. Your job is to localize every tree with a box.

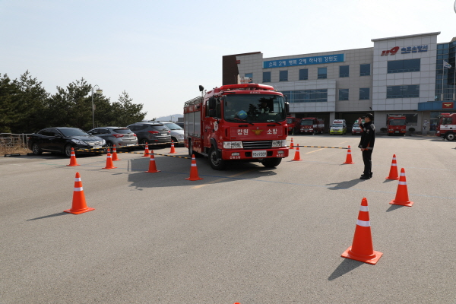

[0,74,21,133]
[111,91,147,126]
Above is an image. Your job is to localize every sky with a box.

[1,0,456,120]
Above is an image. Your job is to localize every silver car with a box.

[159,121,185,146]
[87,127,138,149]
[127,121,171,148]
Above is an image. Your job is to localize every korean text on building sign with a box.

[263,54,344,69]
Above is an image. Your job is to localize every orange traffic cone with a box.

[343,145,354,164]
[103,152,117,169]
[143,144,150,157]
[145,151,160,173]
[290,138,294,149]
[186,154,203,181]
[389,168,414,207]
[385,154,398,180]
[292,144,302,161]
[112,145,120,161]
[341,197,383,265]
[67,147,80,167]
[64,172,95,214]
[169,140,176,154]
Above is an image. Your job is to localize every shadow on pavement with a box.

[125,157,278,190]
[328,258,364,281]
[326,178,364,190]
[27,212,69,221]
[383,179,396,183]
[386,204,405,212]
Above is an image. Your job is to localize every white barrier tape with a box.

[75,178,82,182]
[74,187,83,192]
[359,206,369,212]
[399,181,407,185]
[357,220,370,227]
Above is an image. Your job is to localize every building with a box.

[222,32,456,133]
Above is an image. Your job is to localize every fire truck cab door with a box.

[203,97,219,149]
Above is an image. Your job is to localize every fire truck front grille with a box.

[243,141,272,149]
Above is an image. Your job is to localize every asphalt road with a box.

[1,134,455,304]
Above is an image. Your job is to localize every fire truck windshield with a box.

[301,120,313,126]
[389,119,406,126]
[223,95,286,123]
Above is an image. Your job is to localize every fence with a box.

[0,133,31,149]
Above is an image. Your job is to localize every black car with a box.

[28,127,107,157]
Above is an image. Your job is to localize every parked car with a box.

[28,127,106,157]
[87,127,138,149]
[127,121,171,148]
[158,121,185,146]
[352,120,364,135]
[175,122,184,129]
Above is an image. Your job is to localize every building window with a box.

[387,59,421,73]
[318,67,327,79]
[387,85,420,98]
[360,64,370,76]
[359,88,370,100]
[281,89,328,103]
[279,70,288,81]
[263,72,271,83]
[339,89,349,101]
[299,69,308,80]
[339,65,349,77]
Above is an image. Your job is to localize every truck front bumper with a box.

[222,148,289,160]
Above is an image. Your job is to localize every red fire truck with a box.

[286,116,301,135]
[184,83,289,170]
[299,117,325,134]
[386,115,407,136]
[436,113,456,140]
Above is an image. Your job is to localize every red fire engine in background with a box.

[286,116,301,135]
[386,115,407,136]
[436,113,456,140]
[184,83,289,170]
[299,117,325,134]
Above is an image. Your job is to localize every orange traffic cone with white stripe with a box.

[103,152,117,169]
[112,145,120,161]
[143,144,150,157]
[389,168,414,207]
[385,154,398,180]
[292,144,302,161]
[169,140,176,154]
[290,138,294,149]
[341,197,383,265]
[343,146,354,164]
[67,147,80,167]
[186,154,203,181]
[145,150,160,173]
[64,172,95,214]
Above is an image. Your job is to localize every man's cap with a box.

[365,113,374,120]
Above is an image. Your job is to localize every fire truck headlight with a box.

[272,140,287,147]
[223,141,243,149]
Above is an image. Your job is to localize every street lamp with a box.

[91,85,103,128]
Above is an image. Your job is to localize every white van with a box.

[330,119,347,135]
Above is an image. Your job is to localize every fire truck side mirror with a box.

[285,101,290,115]
[208,97,216,110]
[199,85,204,92]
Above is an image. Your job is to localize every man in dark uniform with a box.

[358,113,375,180]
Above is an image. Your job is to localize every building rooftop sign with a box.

[263,54,344,69]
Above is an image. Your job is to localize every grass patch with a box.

[0,136,31,155]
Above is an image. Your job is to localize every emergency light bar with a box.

[219,84,275,91]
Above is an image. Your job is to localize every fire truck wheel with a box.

[261,158,282,168]
[446,133,455,141]
[209,147,226,170]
